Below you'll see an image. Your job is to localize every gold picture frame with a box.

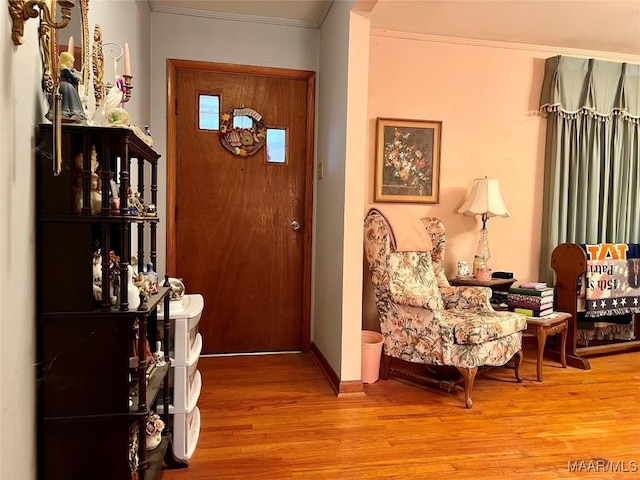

[374,117,441,204]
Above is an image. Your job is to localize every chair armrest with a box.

[390,291,443,312]
[440,286,492,310]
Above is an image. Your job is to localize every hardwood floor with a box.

[159,344,640,479]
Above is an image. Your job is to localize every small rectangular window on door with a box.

[199,94,220,130]
[266,128,287,164]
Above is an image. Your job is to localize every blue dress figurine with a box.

[47,51,87,123]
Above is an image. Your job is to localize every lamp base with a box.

[476,227,491,264]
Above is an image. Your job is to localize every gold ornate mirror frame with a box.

[40,0,89,98]
[40,11,55,95]
[92,24,103,107]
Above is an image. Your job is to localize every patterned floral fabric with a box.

[388,251,444,311]
[364,210,526,369]
[421,217,494,309]
[420,217,449,288]
[442,309,526,345]
[440,286,492,310]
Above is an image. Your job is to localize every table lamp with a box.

[458,176,509,266]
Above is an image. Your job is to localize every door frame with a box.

[166,59,315,352]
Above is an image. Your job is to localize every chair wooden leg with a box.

[456,366,477,409]
[380,353,392,380]
[513,349,523,383]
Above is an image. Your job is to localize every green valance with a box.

[539,55,640,122]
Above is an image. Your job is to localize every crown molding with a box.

[149,2,332,29]
[316,0,333,27]
[370,28,640,64]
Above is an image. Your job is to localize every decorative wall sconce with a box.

[9,0,74,46]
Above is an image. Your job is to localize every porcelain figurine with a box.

[90,173,102,214]
[144,263,159,294]
[92,249,117,305]
[145,411,165,451]
[92,82,124,126]
[127,265,141,310]
[457,261,471,277]
[153,341,166,367]
[167,277,185,301]
[73,146,101,214]
[47,51,87,123]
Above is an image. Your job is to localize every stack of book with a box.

[507,282,554,317]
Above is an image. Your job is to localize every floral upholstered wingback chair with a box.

[363,208,527,408]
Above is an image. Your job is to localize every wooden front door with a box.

[167,61,314,354]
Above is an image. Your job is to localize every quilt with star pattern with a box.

[585,258,640,318]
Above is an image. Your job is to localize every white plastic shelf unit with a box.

[158,293,204,460]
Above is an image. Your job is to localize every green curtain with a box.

[539,56,640,283]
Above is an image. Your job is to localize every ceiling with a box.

[148,0,335,27]
[148,0,640,57]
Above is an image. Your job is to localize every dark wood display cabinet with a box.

[36,124,186,479]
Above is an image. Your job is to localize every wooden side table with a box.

[448,277,516,291]
[524,312,570,382]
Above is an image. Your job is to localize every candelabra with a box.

[91,29,133,108]
[122,74,133,103]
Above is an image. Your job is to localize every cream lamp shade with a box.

[458,177,509,223]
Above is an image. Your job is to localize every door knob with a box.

[291,220,301,231]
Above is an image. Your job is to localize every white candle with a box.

[124,42,131,76]
[67,36,74,54]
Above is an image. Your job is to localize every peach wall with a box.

[367,34,552,287]
[340,7,371,381]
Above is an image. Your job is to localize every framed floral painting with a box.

[374,118,441,203]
